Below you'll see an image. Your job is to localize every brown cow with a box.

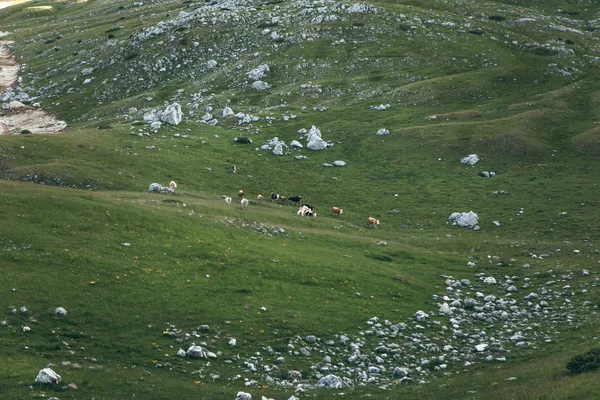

[331,206,343,216]
[238,189,245,199]
[368,217,379,228]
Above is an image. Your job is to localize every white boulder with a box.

[252,81,270,91]
[448,211,479,228]
[222,107,234,117]
[35,368,61,385]
[55,307,68,316]
[186,345,211,359]
[246,64,269,81]
[306,125,327,150]
[236,392,252,400]
[317,374,343,388]
[273,142,285,155]
[438,303,453,315]
[461,154,480,166]
[161,103,182,125]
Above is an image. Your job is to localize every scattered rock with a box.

[35,368,61,385]
[55,307,68,316]
[461,154,480,166]
[448,211,479,229]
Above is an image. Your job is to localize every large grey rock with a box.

[448,211,479,228]
[439,303,453,315]
[246,64,269,81]
[414,310,429,321]
[235,392,252,400]
[333,160,346,167]
[306,125,327,150]
[223,107,234,117]
[317,374,343,388]
[35,368,61,385]
[150,121,162,131]
[186,345,214,359]
[393,367,409,378]
[461,154,480,166]
[55,307,68,316]
[148,183,163,193]
[161,103,182,125]
[273,142,285,156]
[252,81,270,90]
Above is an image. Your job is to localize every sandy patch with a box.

[0,40,67,135]
[0,101,67,134]
[0,41,19,88]
[0,0,30,10]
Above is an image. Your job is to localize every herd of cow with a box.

[149,182,380,228]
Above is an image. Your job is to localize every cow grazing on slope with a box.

[241,198,249,210]
[331,207,343,216]
[238,189,245,199]
[225,197,232,204]
[279,196,287,204]
[297,205,317,217]
[257,194,263,205]
[368,217,380,228]
[288,195,302,205]
[270,192,280,203]
[231,165,237,174]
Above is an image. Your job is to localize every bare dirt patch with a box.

[0,40,67,135]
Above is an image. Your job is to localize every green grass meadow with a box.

[1,0,600,398]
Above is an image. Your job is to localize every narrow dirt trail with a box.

[0,40,67,135]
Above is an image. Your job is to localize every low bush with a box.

[566,348,600,374]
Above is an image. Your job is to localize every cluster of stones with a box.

[162,269,597,392]
[223,218,289,237]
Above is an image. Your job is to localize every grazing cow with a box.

[331,206,343,216]
[232,164,237,174]
[257,194,263,205]
[241,198,249,210]
[279,195,287,204]
[288,195,302,205]
[270,192,280,203]
[297,205,317,217]
[225,197,232,204]
[368,217,379,228]
[238,189,245,199]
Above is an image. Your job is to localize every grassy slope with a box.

[1,0,599,399]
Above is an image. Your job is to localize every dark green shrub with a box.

[365,253,392,262]
[235,137,252,144]
[566,348,600,374]
[124,52,138,61]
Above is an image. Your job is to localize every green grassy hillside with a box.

[1,0,599,399]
